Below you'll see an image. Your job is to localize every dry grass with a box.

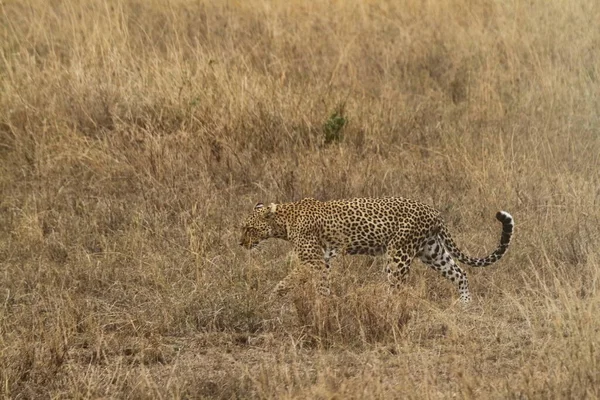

[1,0,600,398]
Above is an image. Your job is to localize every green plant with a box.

[323,104,347,145]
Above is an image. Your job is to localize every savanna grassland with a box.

[1,0,600,398]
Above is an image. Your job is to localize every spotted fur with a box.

[239,197,514,303]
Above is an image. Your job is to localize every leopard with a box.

[239,197,514,303]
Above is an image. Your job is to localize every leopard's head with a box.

[239,202,285,249]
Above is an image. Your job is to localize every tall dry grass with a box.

[1,0,599,398]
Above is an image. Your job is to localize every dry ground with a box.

[1,0,600,398]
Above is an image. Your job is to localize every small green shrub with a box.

[323,104,347,145]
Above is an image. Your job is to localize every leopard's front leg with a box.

[309,258,332,296]
[270,264,310,299]
[271,236,331,299]
[270,259,331,299]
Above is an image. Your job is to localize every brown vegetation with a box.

[1,0,599,398]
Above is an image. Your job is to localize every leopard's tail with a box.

[438,211,514,267]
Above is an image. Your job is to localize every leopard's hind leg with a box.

[385,233,419,289]
[418,236,471,302]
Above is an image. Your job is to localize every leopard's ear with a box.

[265,203,277,218]
[254,202,264,210]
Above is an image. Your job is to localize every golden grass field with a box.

[1,0,599,398]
